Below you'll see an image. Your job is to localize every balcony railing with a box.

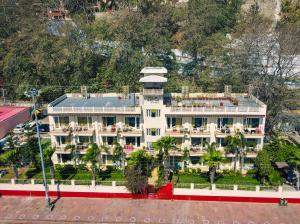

[167,106,266,115]
[48,106,141,114]
[143,88,163,96]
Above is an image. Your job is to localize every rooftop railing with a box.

[48,106,141,114]
[167,106,266,115]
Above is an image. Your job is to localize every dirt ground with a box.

[0,196,299,223]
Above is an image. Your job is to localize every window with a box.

[54,116,69,128]
[102,136,117,145]
[217,117,233,128]
[244,118,260,128]
[125,137,141,147]
[125,116,140,128]
[191,138,209,146]
[216,138,226,147]
[192,117,207,128]
[146,128,160,136]
[55,136,71,145]
[103,117,116,127]
[77,116,92,127]
[167,117,182,129]
[146,109,160,117]
[78,136,93,144]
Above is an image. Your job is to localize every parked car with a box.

[39,124,49,133]
[0,137,7,149]
[0,170,7,178]
[13,124,25,134]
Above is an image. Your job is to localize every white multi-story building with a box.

[48,67,267,169]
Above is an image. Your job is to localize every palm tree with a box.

[82,143,101,182]
[153,136,177,169]
[44,147,56,179]
[203,143,223,184]
[225,133,247,172]
[64,144,79,166]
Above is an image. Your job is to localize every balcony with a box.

[190,127,210,137]
[50,125,71,136]
[189,146,207,155]
[143,88,163,96]
[72,126,95,136]
[120,125,143,136]
[165,126,188,137]
[98,125,118,136]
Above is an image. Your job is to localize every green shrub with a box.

[246,169,257,175]
[269,170,283,186]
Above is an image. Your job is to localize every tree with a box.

[254,150,274,184]
[82,143,101,181]
[225,133,247,172]
[44,147,56,179]
[127,149,153,176]
[265,137,297,162]
[0,133,21,179]
[113,142,125,169]
[288,150,300,190]
[125,166,148,194]
[22,129,38,168]
[64,144,80,166]
[202,143,223,184]
[153,136,177,169]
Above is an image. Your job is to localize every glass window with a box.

[56,136,71,145]
[167,117,182,128]
[54,116,69,128]
[146,109,160,117]
[192,117,207,128]
[244,118,260,128]
[103,136,116,145]
[217,117,233,128]
[125,117,140,128]
[146,128,160,136]
[78,136,93,144]
[191,138,208,146]
[125,137,140,147]
[216,138,226,147]
[103,117,116,127]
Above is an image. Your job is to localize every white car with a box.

[13,124,25,134]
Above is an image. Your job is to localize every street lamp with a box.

[24,88,52,209]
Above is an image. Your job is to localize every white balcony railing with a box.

[167,106,266,115]
[48,106,141,114]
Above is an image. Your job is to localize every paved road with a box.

[0,197,299,224]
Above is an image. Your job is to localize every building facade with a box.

[48,67,267,170]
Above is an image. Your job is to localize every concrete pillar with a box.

[91,180,96,187]
[233,185,238,191]
[191,183,194,190]
[71,179,75,186]
[278,186,283,193]
[211,184,216,192]
[255,185,260,192]
[51,179,55,186]
[11,179,15,185]
[31,179,35,185]
[112,181,116,187]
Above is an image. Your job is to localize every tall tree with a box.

[44,147,56,179]
[254,150,273,184]
[82,143,101,181]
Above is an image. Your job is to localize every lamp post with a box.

[24,88,52,209]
